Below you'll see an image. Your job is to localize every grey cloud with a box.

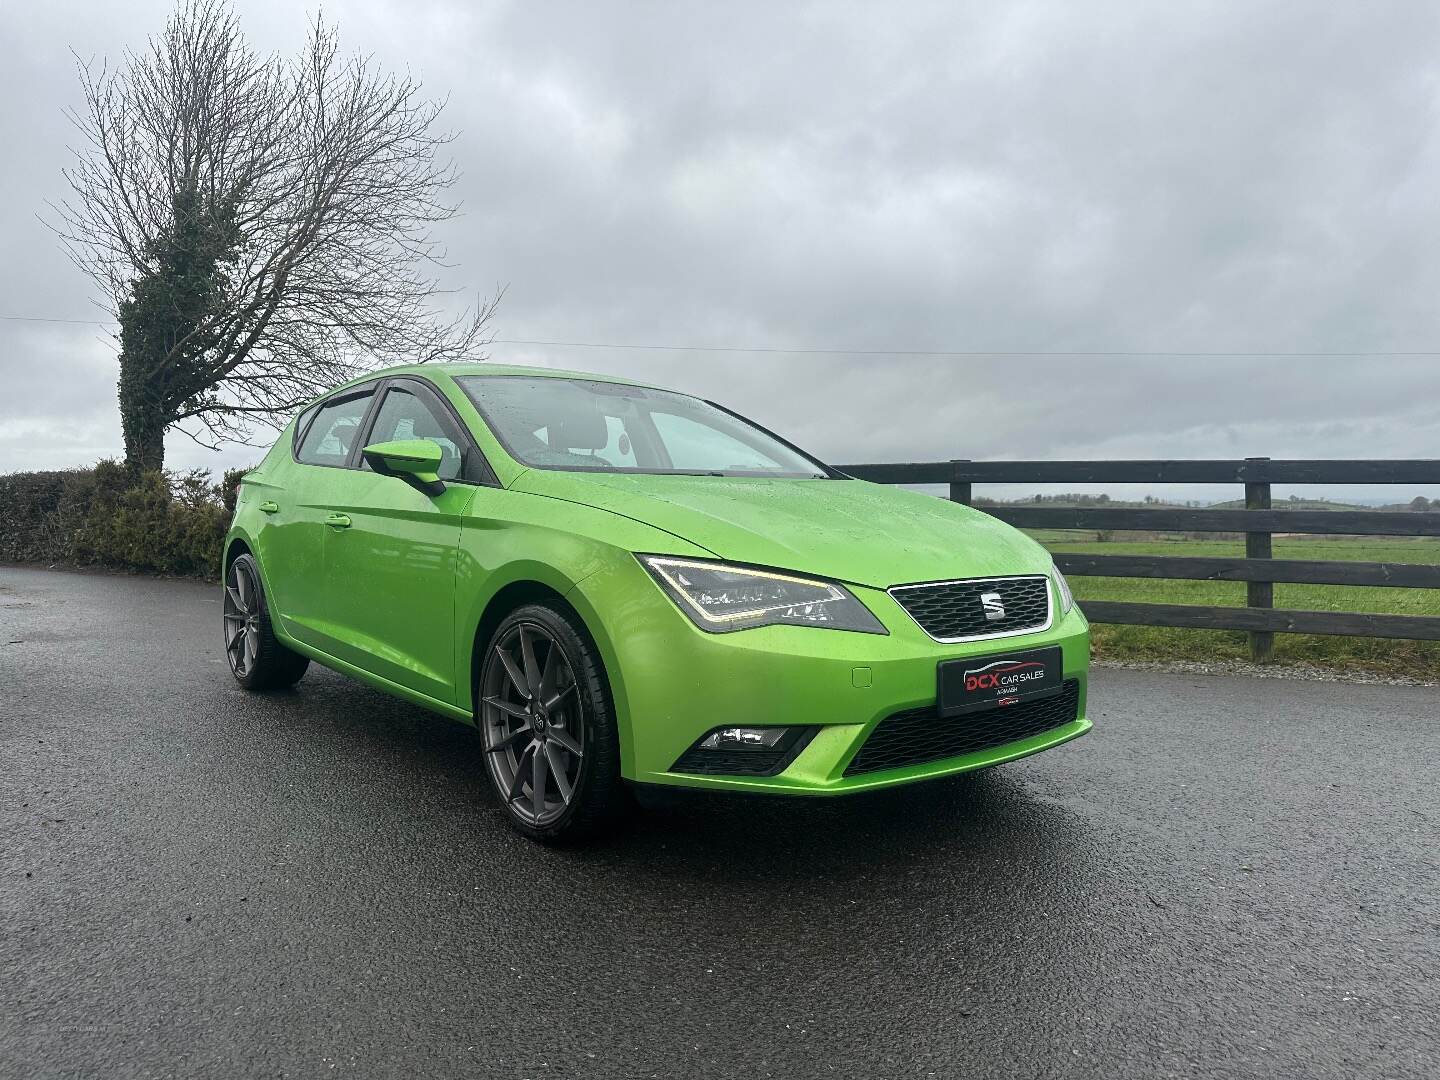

[3,0,1440,490]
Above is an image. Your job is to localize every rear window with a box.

[295,390,375,467]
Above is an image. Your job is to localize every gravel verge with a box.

[1093,655,1438,686]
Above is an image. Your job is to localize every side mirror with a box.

[361,439,446,496]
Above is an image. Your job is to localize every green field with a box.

[1033,535,1440,677]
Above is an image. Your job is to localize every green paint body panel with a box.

[226,363,1091,795]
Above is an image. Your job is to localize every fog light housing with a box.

[699,727,789,749]
[671,725,818,777]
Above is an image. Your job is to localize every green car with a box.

[223,364,1091,840]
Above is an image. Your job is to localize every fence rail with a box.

[834,456,1440,659]
[841,459,1440,486]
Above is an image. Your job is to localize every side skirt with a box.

[279,633,477,727]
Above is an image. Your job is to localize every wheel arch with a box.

[223,535,253,575]
[469,578,575,686]
[466,573,617,713]
[222,532,276,605]
[221,530,299,651]
[467,573,628,752]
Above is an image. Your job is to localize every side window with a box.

[292,402,321,455]
[650,411,784,471]
[295,391,375,467]
[364,384,469,481]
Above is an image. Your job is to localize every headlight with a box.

[639,556,887,634]
[1052,561,1076,613]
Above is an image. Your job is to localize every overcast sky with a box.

[3,1,1440,501]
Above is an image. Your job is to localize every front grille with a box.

[890,575,1051,641]
[844,681,1080,776]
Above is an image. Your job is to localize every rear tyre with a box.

[476,603,623,843]
[223,553,310,691]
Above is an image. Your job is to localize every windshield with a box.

[457,376,831,478]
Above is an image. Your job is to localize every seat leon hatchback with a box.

[223,364,1091,840]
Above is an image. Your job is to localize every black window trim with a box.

[289,373,498,486]
[353,374,499,487]
[292,382,384,471]
[291,401,323,458]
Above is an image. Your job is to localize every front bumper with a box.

[568,557,1091,795]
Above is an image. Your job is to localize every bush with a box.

[0,460,236,578]
[0,469,81,563]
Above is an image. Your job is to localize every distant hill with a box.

[1207,497,1369,511]
[974,493,1437,512]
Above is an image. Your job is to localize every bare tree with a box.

[52,0,498,472]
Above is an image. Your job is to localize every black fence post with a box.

[950,460,972,505]
[1244,456,1275,663]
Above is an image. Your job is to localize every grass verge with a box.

[1040,536,1440,679]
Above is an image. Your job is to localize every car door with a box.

[319,377,484,707]
[256,383,380,650]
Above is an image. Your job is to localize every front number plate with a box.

[937,646,1064,718]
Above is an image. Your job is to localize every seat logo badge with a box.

[981,592,1006,621]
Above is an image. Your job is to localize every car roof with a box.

[331,361,674,396]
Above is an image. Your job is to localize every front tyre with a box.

[477,603,623,842]
[223,553,310,691]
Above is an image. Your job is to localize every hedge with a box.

[0,461,246,579]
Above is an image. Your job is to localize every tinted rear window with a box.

[295,390,375,467]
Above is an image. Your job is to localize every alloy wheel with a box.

[223,560,260,678]
[480,622,584,827]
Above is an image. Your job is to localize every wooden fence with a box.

[835,457,1440,660]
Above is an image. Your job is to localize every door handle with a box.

[325,513,352,529]
[258,501,280,514]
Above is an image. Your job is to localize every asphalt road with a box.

[2,565,1437,1080]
